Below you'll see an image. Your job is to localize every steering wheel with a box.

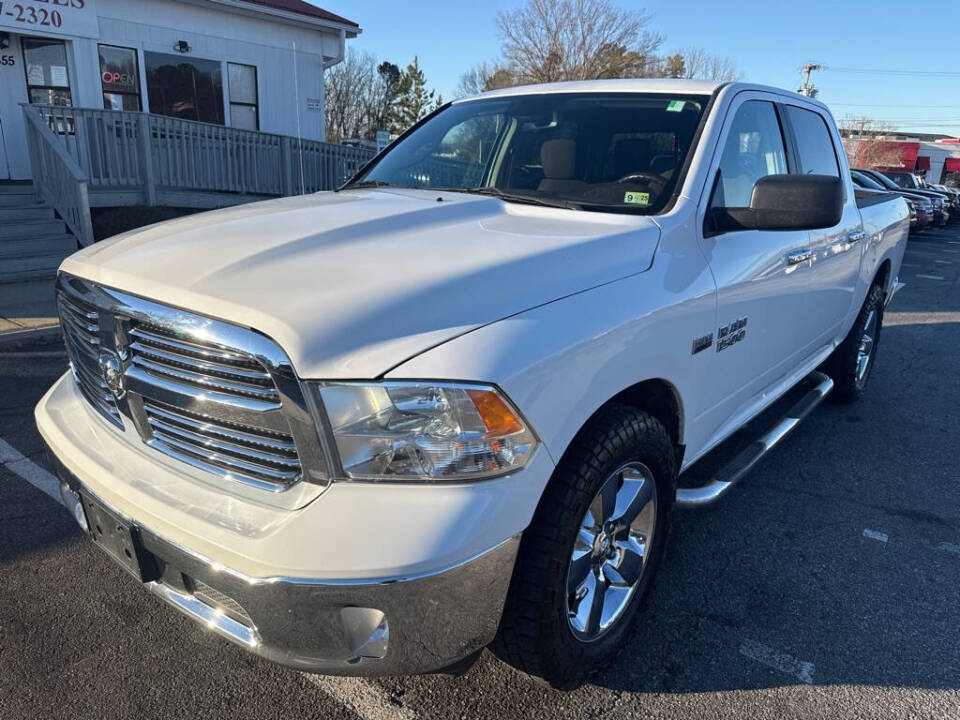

[615,172,667,191]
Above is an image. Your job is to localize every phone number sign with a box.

[0,0,98,39]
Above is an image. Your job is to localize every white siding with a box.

[70,0,343,140]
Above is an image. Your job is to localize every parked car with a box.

[930,183,960,217]
[37,79,909,689]
[851,169,931,230]
[869,169,951,225]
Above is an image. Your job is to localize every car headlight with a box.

[309,381,537,482]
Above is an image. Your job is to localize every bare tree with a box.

[676,47,740,82]
[837,116,905,168]
[456,62,516,98]
[495,0,664,83]
[325,50,405,142]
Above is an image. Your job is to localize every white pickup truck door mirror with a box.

[710,174,843,233]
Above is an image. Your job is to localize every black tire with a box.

[492,404,677,689]
[824,282,885,404]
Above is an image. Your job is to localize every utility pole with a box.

[798,63,822,97]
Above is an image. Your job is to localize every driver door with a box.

[696,95,818,448]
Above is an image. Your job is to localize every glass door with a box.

[22,37,72,107]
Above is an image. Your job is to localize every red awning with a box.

[945,158,960,173]
[916,156,931,171]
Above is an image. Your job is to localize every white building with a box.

[0,0,360,180]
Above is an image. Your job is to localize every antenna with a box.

[292,40,305,195]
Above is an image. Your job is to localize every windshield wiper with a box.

[339,180,396,191]
[440,186,580,210]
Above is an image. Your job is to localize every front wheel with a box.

[825,282,885,404]
[493,405,676,689]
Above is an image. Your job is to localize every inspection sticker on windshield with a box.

[624,191,650,206]
[666,100,686,112]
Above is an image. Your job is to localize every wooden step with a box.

[0,276,58,304]
[0,183,35,195]
[0,220,69,240]
[0,251,68,283]
[0,235,78,258]
[0,206,55,222]
[0,194,43,208]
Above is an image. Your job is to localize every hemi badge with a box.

[691,333,713,355]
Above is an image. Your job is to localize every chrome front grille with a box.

[129,325,281,404]
[57,293,123,428]
[56,274,329,493]
[143,400,301,485]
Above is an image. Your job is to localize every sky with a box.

[318,0,960,138]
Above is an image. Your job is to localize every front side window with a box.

[145,52,223,124]
[710,100,788,208]
[99,45,141,111]
[349,93,708,214]
[784,106,839,177]
[22,38,72,107]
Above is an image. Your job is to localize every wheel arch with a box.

[554,378,686,472]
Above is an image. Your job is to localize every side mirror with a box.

[711,174,843,233]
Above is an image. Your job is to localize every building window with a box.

[144,51,224,125]
[22,38,72,107]
[99,45,142,111]
[228,63,259,131]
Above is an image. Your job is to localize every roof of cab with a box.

[455,78,725,103]
[454,79,831,114]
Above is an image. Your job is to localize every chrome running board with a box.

[676,371,834,509]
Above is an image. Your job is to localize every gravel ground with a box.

[1,226,958,719]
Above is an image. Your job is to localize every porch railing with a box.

[21,104,377,245]
[22,105,96,247]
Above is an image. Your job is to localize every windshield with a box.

[884,171,919,189]
[863,170,901,191]
[348,92,709,214]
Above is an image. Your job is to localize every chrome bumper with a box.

[48,448,520,676]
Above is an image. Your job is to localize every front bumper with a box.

[48,448,520,675]
[36,373,552,675]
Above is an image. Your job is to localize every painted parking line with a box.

[0,437,62,505]
[938,542,960,556]
[901,262,920,268]
[739,639,815,684]
[863,529,889,544]
[916,275,945,280]
[0,434,415,720]
[302,674,417,720]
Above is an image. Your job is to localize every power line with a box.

[823,66,960,77]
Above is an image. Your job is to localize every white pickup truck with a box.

[37,79,908,688]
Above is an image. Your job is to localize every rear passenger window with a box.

[785,106,840,177]
[711,100,788,208]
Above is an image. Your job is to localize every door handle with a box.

[786,249,813,266]
[847,230,866,244]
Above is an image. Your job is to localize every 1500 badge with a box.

[717,317,748,352]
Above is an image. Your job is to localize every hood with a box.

[62,189,661,378]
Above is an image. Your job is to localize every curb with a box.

[0,324,61,350]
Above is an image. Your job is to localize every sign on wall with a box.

[0,0,99,39]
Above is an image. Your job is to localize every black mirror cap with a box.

[710,174,844,234]
[749,174,844,230]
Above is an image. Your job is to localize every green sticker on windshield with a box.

[666,100,686,112]
[624,191,650,206]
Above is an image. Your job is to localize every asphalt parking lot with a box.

[1,226,959,720]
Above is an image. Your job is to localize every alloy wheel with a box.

[566,462,657,641]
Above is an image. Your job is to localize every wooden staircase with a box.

[0,183,78,321]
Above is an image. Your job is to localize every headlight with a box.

[310,381,537,482]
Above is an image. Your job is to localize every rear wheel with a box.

[825,282,885,404]
[493,404,676,689]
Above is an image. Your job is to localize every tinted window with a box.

[851,170,884,190]
[353,93,708,214]
[145,52,224,125]
[785,106,839,177]
[711,100,788,208]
